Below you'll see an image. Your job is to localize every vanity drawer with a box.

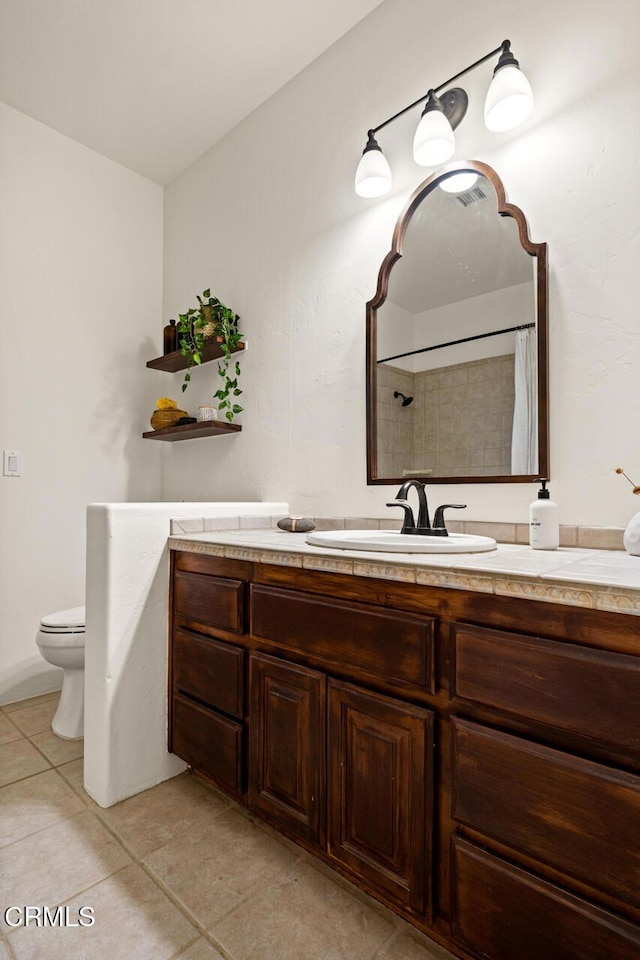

[452,837,640,960]
[172,693,244,795]
[452,719,640,907]
[452,622,640,754]
[173,628,244,719]
[251,585,434,691]
[174,570,245,634]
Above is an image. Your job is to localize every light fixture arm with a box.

[369,40,510,137]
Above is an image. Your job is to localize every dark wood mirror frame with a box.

[366,159,548,485]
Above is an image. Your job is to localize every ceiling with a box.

[0,0,383,184]
[387,176,534,314]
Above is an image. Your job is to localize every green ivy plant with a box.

[175,289,244,422]
[176,307,204,392]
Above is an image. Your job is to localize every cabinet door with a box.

[249,652,326,847]
[328,678,434,916]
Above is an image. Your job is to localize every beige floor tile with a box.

[30,730,84,766]
[144,806,300,929]
[2,692,59,714]
[0,811,131,931]
[0,713,23,745]
[374,930,458,960]
[98,772,230,858]
[211,859,394,960]
[0,740,51,788]
[9,698,59,737]
[8,863,197,960]
[176,938,227,960]
[0,769,84,847]
[57,759,98,809]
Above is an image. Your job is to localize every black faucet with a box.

[386,480,466,536]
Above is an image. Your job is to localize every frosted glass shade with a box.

[439,172,478,193]
[484,64,533,132]
[355,146,392,198]
[413,109,455,166]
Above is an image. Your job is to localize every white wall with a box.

[378,283,534,372]
[0,103,164,703]
[85,501,287,807]
[162,0,640,528]
[411,283,534,371]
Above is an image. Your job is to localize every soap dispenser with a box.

[529,479,559,550]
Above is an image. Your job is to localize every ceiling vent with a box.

[452,184,488,207]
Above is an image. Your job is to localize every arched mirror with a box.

[366,160,548,484]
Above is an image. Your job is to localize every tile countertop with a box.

[168,526,640,617]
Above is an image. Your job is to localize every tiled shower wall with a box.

[377,356,515,478]
[376,364,415,479]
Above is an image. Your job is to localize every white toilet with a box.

[36,606,85,740]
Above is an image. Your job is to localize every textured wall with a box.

[0,103,163,703]
[162,0,640,528]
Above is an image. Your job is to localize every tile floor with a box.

[0,692,457,960]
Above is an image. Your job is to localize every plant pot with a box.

[199,305,217,340]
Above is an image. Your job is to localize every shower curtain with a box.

[511,327,538,474]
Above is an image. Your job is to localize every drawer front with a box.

[172,693,244,794]
[251,585,434,691]
[452,837,640,960]
[452,719,640,907]
[174,571,245,634]
[173,628,244,719]
[453,622,640,753]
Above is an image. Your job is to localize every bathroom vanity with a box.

[168,529,640,960]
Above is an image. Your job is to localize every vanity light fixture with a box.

[355,39,533,198]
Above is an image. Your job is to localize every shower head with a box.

[394,391,414,407]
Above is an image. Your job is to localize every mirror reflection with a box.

[370,164,547,483]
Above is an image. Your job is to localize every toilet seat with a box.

[39,606,85,634]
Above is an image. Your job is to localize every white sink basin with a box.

[306,530,497,554]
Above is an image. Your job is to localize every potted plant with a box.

[176,289,244,422]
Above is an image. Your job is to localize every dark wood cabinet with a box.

[452,837,640,960]
[172,693,244,794]
[452,718,640,914]
[168,548,640,960]
[328,678,433,916]
[249,652,326,846]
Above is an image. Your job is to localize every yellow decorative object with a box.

[150,408,189,430]
[156,397,178,410]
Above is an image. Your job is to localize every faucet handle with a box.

[386,499,415,534]
[432,503,467,531]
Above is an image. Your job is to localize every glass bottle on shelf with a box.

[163,319,177,354]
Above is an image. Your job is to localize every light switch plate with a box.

[3,450,23,477]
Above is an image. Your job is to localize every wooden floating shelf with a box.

[142,421,242,442]
[146,340,245,373]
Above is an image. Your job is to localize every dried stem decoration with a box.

[615,467,640,495]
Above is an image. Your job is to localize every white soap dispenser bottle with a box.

[529,478,559,550]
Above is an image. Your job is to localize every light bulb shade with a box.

[439,172,479,193]
[413,105,455,166]
[484,63,533,132]
[355,140,392,198]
